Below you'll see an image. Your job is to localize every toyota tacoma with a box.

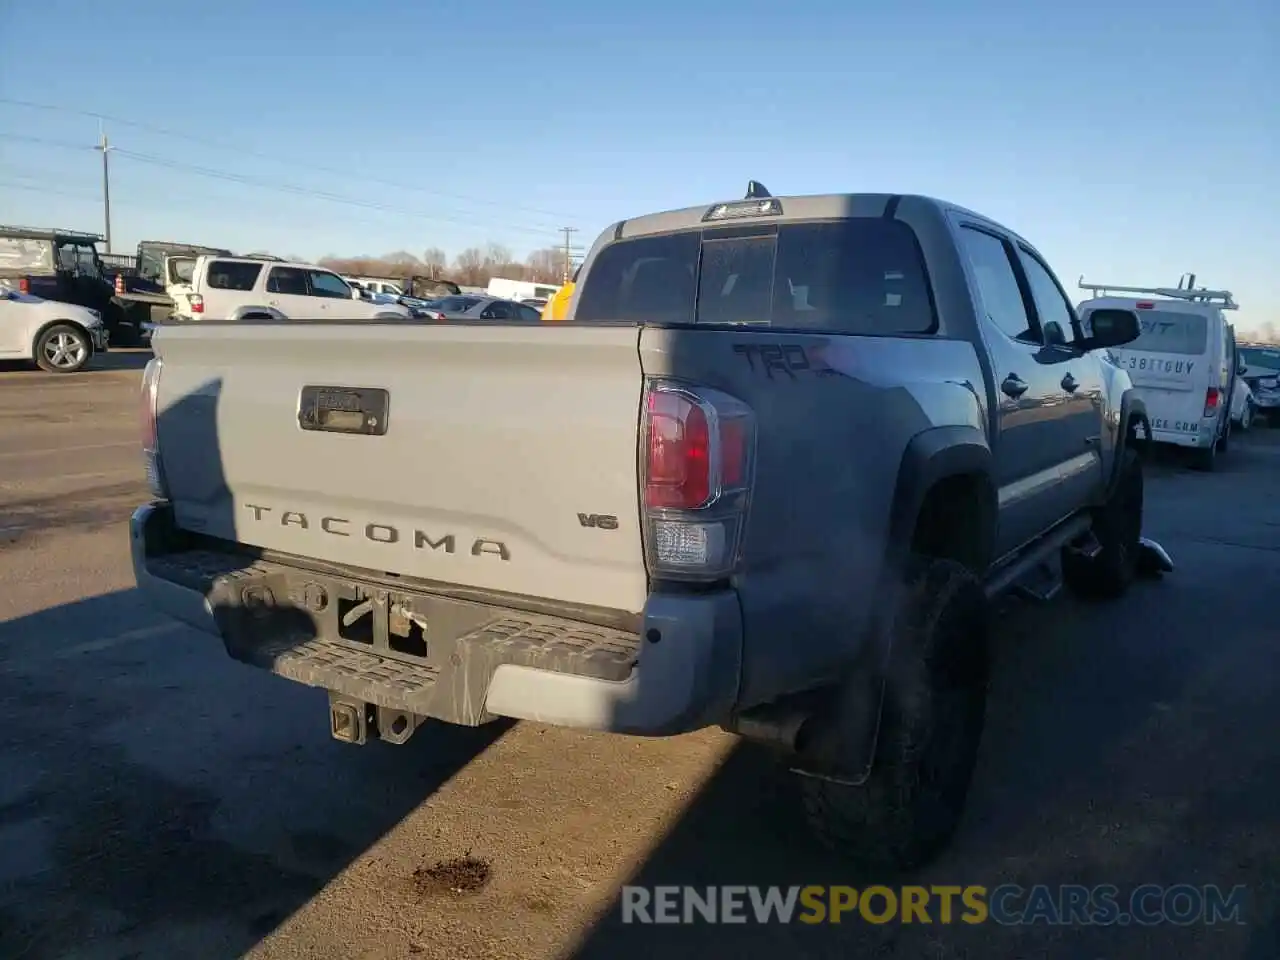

[131,184,1159,869]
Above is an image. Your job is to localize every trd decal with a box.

[732,343,838,379]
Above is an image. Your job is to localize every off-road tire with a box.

[34,323,91,373]
[1063,447,1143,599]
[799,557,989,873]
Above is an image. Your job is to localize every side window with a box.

[517,303,542,322]
[204,260,263,291]
[959,227,1036,343]
[266,267,308,295]
[308,271,352,299]
[482,301,515,320]
[0,238,55,272]
[1016,249,1075,347]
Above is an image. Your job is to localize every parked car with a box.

[1077,277,1240,470]
[415,295,542,321]
[179,256,412,321]
[1237,345,1280,424]
[0,225,123,339]
[0,287,109,372]
[130,184,1158,871]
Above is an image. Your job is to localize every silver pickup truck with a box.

[131,185,1160,870]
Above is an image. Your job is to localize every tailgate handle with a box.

[298,386,389,436]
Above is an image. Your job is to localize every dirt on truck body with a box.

[130,182,1167,870]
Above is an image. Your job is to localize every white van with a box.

[1077,277,1240,470]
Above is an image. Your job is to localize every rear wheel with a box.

[34,323,91,373]
[1191,437,1217,471]
[797,557,989,873]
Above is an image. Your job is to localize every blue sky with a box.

[1,0,1276,332]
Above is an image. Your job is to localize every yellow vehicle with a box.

[541,266,579,321]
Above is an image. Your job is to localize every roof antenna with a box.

[745,180,771,199]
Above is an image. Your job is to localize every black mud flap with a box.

[1136,536,1174,579]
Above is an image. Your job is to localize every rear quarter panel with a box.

[637,199,992,706]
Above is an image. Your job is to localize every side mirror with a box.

[1237,361,1247,375]
[1080,308,1140,351]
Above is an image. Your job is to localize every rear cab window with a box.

[574,218,936,335]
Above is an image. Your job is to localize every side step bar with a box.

[985,514,1093,602]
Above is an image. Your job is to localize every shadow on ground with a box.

[0,589,512,960]
[562,432,1280,960]
[0,347,151,377]
[0,481,145,548]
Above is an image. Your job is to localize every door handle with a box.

[1001,374,1028,399]
[1061,373,1079,393]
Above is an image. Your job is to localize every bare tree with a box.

[453,247,486,286]
[484,242,513,268]
[319,240,575,288]
[525,247,563,283]
[422,247,448,278]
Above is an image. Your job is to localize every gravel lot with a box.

[1,349,1277,960]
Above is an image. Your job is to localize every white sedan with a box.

[0,287,108,373]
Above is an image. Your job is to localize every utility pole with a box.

[94,127,113,252]
[559,226,579,282]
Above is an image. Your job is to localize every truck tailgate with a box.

[152,323,648,613]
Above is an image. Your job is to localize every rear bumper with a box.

[130,502,742,736]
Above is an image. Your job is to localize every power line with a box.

[0,131,576,237]
[559,226,584,282]
[0,132,93,152]
[0,179,100,201]
[0,97,582,221]
[110,147,565,237]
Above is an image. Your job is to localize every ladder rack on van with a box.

[1078,275,1238,310]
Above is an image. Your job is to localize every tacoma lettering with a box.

[242,505,507,559]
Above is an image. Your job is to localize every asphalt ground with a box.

[1,348,1277,959]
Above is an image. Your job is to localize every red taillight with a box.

[18,277,29,294]
[646,391,710,508]
[140,358,166,497]
[114,274,124,296]
[720,418,747,487]
[1204,387,1220,416]
[190,294,204,314]
[140,363,158,449]
[641,382,755,581]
